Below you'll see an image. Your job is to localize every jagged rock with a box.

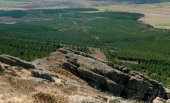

[122,67,129,73]
[77,67,107,88]
[0,55,35,69]
[153,97,166,103]
[58,48,69,54]
[0,65,4,73]
[1,48,167,103]
[62,62,78,73]
[108,69,130,85]
[126,77,150,99]
[165,88,170,99]
[31,70,55,82]
[56,49,167,102]
[106,80,124,96]
[68,57,79,67]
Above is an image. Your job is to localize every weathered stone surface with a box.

[62,62,78,74]
[56,49,167,102]
[70,95,103,103]
[167,99,170,103]
[127,77,149,99]
[108,70,130,85]
[0,65,4,73]
[106,80,124,96]
[31,70,55,82]
[1,48,167,103]
[107,97,122,103]
[122,67,130,73]
[0,55,35,69]
[165,88,170,99]
[77,67,107,87]
[153,97,166,103]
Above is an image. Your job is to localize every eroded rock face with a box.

[1,48,168,103]
[107,97,123,103]
[0,55,35,69]
[166,88,170,99]
[48,48,168,102]
[31,70,55,82]
[153,97,166,103]
[0,65,4,73]
[167,99,170,103]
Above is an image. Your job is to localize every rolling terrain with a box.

[0,1,170,102]
[0,48,169,102]
[0,0,170,29]
[0,8,169,86]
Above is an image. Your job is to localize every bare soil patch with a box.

[89,48,107,61]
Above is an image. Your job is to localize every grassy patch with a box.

[158,24,170,27]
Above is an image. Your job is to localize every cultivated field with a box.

[1,0,169,29]
[98,2,170,29]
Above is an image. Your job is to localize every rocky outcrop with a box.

[167,99,170,103]
[0,55,35,69]
[165,88,170,99]
[153,97,167,103]
[55,48,169,102]
[107,97,123,103]
[1,48,169,103]
[0,65,4,73]
[31,70,55,82]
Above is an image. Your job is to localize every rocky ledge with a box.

[0,48,169,103]
[0,54,35,69]
[53,48,170,102]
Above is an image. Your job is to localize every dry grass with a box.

[6,77,36,93]
[33,92,69,103]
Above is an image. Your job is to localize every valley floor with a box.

[0,1,170,29]
[98,2,170,30]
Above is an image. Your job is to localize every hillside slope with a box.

[0,48,169,103]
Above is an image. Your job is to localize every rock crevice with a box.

[57,48,169,102]
[0,55,35,69]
